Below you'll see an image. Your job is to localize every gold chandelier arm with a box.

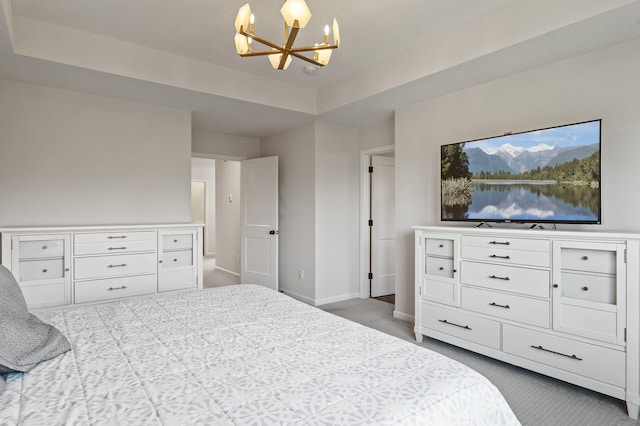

[239,28,282,51]
[288,51,324,67]
[289,44,338,53]
[240,50,284,57]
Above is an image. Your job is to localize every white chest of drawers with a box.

[414,226,640,419]
[0,224,203,309]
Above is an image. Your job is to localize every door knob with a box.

[269,230,279,235]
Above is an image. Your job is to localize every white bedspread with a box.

[0,285,520,425]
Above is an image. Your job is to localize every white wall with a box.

[261,123,316,303]
[215,160,241,274]
[359,117,395,150]
[395,38,640,319]
[191,157,216,254]
[314,122,361,304]
[193,130,260,159]
[0,78,191,226]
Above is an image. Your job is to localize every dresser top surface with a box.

[413,225,640,241]
[0,223,203,233]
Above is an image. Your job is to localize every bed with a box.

[0,284,520,425]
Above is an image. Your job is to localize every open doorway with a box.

[191,155,242,288]
[359,145,396,305]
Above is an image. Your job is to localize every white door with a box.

[371,155,395,297]
[240,156,278,290]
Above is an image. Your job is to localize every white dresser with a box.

[414,226,640,419]
[0,224,203,309]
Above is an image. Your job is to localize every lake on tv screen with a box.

[441,121,600,222]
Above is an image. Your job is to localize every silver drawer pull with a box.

[107,264,127,268]
[107,286,128,291]
[489,302,510,309]
[107,235,127,239]
[489,274,510,281]
[108,247,128,251]
[489,254,510,260]
[438,319,471,330]
[531,345,582,361]
[489,240,510,245]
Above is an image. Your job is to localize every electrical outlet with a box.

[298,269,304,280]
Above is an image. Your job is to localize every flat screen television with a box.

[441,119,601,224]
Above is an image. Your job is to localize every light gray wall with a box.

[395,38,640,319]
[315,122,360,304]
[359,117,395,150]
[193,130,260,159]
[0,78,191,226]
[215,159,241,274]
[261,123,316,303]
[191,157,216,254]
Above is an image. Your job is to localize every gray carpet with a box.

[320,297,638,426]
[203,255,241,288]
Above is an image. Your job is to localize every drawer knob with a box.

[173,258,178,262]
[439,244,444,248]
[438,267,444,270]
[174,239,178,243]
[582,256,588,260]
[159,260,163,264]
[553,284,558,288]
[42,245,48,250]
[582,286,589,291]
[65,268,70,272]
[42,269,48,273]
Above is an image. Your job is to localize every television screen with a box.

[441,119,601,224]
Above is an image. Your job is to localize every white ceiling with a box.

[1,0,640,138]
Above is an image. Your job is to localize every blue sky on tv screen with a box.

[470,120,600,151]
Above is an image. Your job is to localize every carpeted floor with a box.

[203,255,241,288]
[319,297,638,426]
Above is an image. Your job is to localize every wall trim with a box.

[213,266,239,277]
[393,310,414,323]
[315,292,361,307]
[281,289,315,306]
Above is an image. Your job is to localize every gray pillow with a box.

[0,265,71,374]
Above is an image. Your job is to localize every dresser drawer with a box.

[74,231,156,245]
[74,253,157,280]
[422,278,458,307]
[461,260,550,298]
[421,303,501,350]
[461,286,550,328]
[503,324,624,387]
[553,299,618,344]
[462,235,549,253]
[425,238,453,257]
[162,234,194,250]
[19,239,65,259]
[462,246,549,268]
[162,249,193,267]
[426,256,454,278]
[75,274,157,303]
[560,248,616,274]
[19,259,65,281]
[158,269,196,292]
[74,240,157,256]
[560,271,616,305]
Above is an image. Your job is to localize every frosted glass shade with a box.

[234,3,252,33]
[268,52,293,70]
[280,0,312,29]
[332,19,340,47]
[316,49,332,65]
[234,33,249,54]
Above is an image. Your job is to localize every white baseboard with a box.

[315,292,360,307]
[213,266,239,277]
[281,289,315,306]
[393,310,414,323]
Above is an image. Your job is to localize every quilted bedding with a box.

[0,285,520,425]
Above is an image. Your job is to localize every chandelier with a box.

[233,0,340,70]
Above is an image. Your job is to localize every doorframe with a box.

[191,179,208,255]
[359,145,395,299]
